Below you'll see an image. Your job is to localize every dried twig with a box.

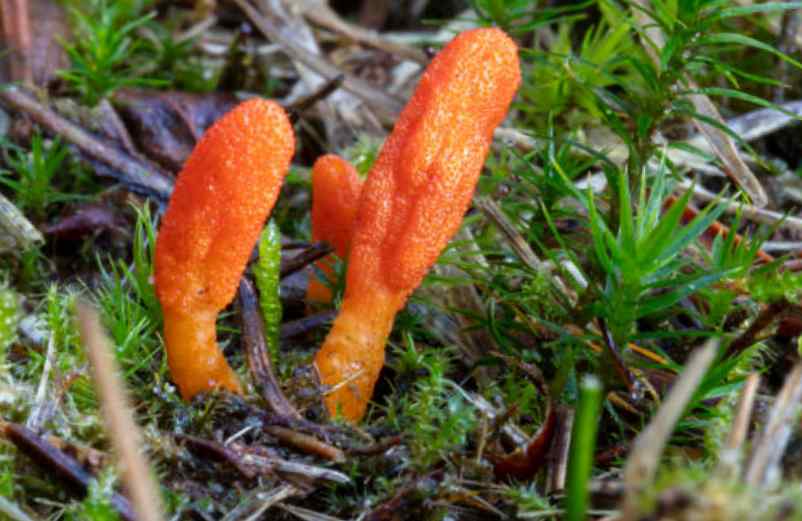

[347,434,403,457]
[0,496,40,521]
[280,503,349,521]
[76,302,165,521]
[296,0,428,64]
[717,373,759,477]
[475,196,546,272]
[0,86,173,201]
[705,99,802,144]
[762,241,802,253]
[547,406,574,494]
[177,434,256,479]
[2,423,137,521]
[236,444,351,485]
[745,364,802,487]
[726,300,791,358]
[220,484,301,521]
[621,340,718,519]
[239,277,301,418]
[95,98,140,156]
[775,10,801,102]
[263,425,345,462]
[679,180,802,233]
[475,196,571,299]
[735,0,802,50]
[285,73,344,122]
[224,394,335,442]
[686,91,769,207]
[279,241,332,278]
[234,0,404,122]
[726,373,760,453]
[280,310,336,340]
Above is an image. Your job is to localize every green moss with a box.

[0,282,19,360]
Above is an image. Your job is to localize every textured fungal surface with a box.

[155,98,295,399]
[307,154,364,304]
[315,27,521,421]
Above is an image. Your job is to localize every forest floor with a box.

[2,1,802,520]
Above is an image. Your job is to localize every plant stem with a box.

[565,375,603,521]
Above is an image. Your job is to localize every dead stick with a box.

[76,302,165,521]
[622,340,718,518]
[717,373,759,477]
[279,241,332,278]
[234,0,404,121]
[2,423,136,521]
[347,435,403,456]
[238,278,301,419]
[547,406,574,493]
[177,434,255,479]
[280,310,336,340]
[0,86,173,201]
[745,364,802,487]
[726,299,791,357]
[298,0,428,64]
[264,425,345,462]
[286,74,344,123]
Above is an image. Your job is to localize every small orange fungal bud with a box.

[314,28,521,421]
[307,154,364,305]
[155,98,295,399]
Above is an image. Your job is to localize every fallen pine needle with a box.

[76,301,165,521]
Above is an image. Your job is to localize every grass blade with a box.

[565,375,603,521]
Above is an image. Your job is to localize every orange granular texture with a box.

[155,98,295,399]
[307,155,364,304]
[314,28,521,421]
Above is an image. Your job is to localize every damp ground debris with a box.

[2,1,802,520]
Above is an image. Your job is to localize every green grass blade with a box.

[566,375,604,521]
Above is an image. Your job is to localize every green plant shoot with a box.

[566,375,603,521]
[253,220,282,363]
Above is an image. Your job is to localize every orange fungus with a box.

[307,154,364,305]
[155,98,295,399]
[313,28,521,421]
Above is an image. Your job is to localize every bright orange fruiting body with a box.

[155,98,295,399]
[314,28,521,421]
[307,155,364,304]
